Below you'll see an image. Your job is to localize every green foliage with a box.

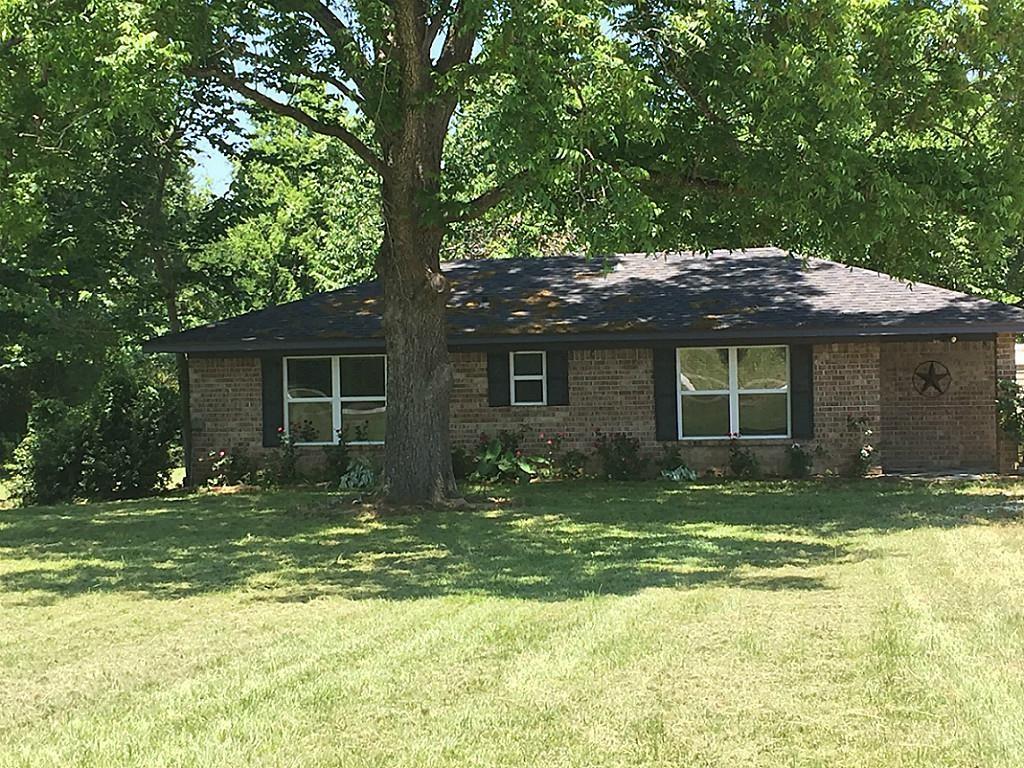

[13,356,178,504]
[847,415,878,477]
[323,432,351,480]
[338,456,378,490]
[203,449,256,487]
[593,432,647,480]
[785,443,815,479]
[473,429,549,484]
[728,440,760,480]
[451,446,475,481]
[997,379,1024,445]
[661,465,698,482]
[555,450,589,480]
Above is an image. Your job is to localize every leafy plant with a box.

[13,357,178,504]
[728,439,760,479]
[593,431,647,480]
[205,449,256,487]
[451,446,475,481]
[657,445,684,473]
[661,465,698,482]
[997,379,1024,444]
[272,427,299,485]
[322,428,351,479]
[556,450,589,480]
[785,443,814,479]
[339,457,378,490]
[473,429,548,484]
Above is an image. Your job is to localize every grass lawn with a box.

[2,480,1024,767]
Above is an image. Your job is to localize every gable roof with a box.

[144,247,1024,353]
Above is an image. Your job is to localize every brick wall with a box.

[189,357,264,463]
[187,336,1014,479]
[879,338,1001,471]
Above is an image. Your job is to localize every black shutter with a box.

[486,351,510,406]
[790,344,814,439]
[653,347,678,441]
[547,350,570,405]
[261,356,284,447]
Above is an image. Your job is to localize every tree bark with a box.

[373,0,461,504]
[377,235,457,504]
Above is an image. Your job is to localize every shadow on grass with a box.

[1,479,1021,603]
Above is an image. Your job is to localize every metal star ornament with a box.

[913,360,952,397]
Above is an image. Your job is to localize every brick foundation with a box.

[187,337,1017,480]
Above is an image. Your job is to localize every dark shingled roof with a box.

[144,247,1024,353]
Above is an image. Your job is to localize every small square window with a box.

[340,356,386,398]
[510,351,546,405]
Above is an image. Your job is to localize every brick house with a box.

[144,248,1024,478]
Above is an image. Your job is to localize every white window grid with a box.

[283,354,387,446]
[675,345,791,440]
[509,350,547,406]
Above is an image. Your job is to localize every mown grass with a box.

[2,479,1024,767]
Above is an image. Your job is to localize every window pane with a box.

[739,393,788,436]
[513,352,544,377]
[514,379,545,404]
[288,401,333,443]
[287,358,332,398]
[680,394,730,437]
[678,348,729,391]
[340,356,385,398]
[737,347,788,390]
[342,402,386,442]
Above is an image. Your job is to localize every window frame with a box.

[283,354,387,446]
[675,345,791,440]
[509,350,548,406]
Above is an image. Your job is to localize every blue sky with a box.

[190,138,233,196]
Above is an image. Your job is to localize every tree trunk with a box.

[377,221,458,504]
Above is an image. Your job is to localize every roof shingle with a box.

[144,248,1024,352]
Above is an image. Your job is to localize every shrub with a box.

[272,428,300,484]
[593,431,646,480]
[728,439,760,479]
[205,449,256,486]
[657,445,684,473]
[13,400,90,505]
[785,442,814,479]
[451,445,475,480]
[323,429,351,479]
[997,379,1024,443]
[846,415,877,476]
[14,357,178,504]
[556,449,588,479]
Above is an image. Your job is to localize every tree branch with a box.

[200,67,387,177]
[280,0,372,91]
[445,169,530,223]
[435,0,479,75]
[291,65,365,105]
[423,0,453,58]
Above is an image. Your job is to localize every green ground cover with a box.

[2,479,1023,767]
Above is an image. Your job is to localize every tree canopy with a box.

[4,0,1024,499]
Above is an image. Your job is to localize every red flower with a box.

[277,426,285,434]
[218,450,226,458]
[546,439,553,446]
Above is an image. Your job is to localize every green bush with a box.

[473,429,548,484]
[14,357,178,504]
[593,431,646,480]
[785,442,814,479]
[728,439,760,479]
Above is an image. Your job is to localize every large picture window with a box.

[676,346,789,439]
[284,355,386,445]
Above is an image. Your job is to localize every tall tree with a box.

[165,0,641,503]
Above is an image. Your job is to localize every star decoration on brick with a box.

[913,360,952,397]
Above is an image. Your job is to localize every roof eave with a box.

[141,322,1023,355]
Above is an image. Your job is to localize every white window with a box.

[283,355,386,445]
[676,346,789,439]
[510,351,547,405]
